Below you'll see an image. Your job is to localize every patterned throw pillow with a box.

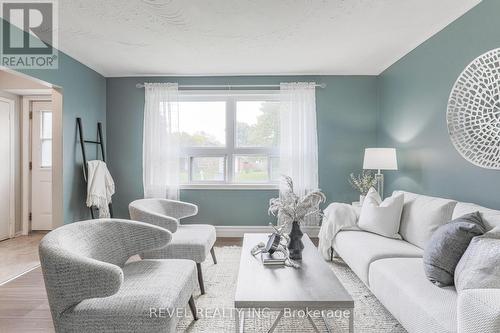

[455,226,500,291]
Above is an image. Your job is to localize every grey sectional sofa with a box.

[333,191,500,333]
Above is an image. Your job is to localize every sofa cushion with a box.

[62,259,198,332]
[453,202,500,231]
[395,191,457,249]
[423,212,485,287]
[455,227,500,292]
[333,230,423,285]
[369,258,457,333]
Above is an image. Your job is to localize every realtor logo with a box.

[0,0,58,69]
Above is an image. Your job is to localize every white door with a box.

[31,101,52,231]
[0,99,14,240]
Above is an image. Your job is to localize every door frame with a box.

[21,95,51,235]
[0,67,63,236]
[0,96,15,239]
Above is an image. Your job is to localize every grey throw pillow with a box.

[455,226,500,291]
[423,212,485,287]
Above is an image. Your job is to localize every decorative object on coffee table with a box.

[447,48,500,169]
[268,176,325,260]
[348,170,377,204]
[288,221,304,259]
[250,223,300,268]
[235,233,354,333]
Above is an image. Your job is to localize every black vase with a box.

[287,221,304,260]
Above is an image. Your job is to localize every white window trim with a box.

[179,90,280,189]
[180,184,279,190]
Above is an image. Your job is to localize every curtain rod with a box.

[135,83,327,89]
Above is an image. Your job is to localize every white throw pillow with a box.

[358,188,404,239]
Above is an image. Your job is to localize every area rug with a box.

[177,246,406,332]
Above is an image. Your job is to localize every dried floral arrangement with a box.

[268,176,326,227]
[348,170,377,195]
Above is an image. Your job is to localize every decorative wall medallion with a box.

[447,48,500,169]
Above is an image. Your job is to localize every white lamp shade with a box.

[363,148,398,171]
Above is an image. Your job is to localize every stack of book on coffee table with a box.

[261,251,286,266]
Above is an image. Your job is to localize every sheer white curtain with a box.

[280,82,319,225]
[143,83,181,200]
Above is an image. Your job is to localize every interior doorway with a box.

[0,68,62,284]
[0,97,15,241]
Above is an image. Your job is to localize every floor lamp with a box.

[363,148,398,198]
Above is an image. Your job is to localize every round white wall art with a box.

[447,48,500,169]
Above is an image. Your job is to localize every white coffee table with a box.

[234,233,354,332]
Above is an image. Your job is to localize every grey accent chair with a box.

[129,199,217,295]
[39,219,198,333]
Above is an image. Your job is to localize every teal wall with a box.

[5,1,498,224]
[2,19,107,223]
[106,76,378,225]
[378,0,500,209]
[22,54,107,223]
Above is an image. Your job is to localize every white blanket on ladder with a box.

[318,203,360,260]
[86,160,115,218]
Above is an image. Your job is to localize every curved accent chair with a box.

[129,199,217,295]
[39,219,198,333]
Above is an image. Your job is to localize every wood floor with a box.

[0,232,45,285]
[0,267,53,332]
[0,236,317,332]
[0,232,51,332]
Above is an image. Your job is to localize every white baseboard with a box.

[216,225,320,238]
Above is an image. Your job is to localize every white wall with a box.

[0,91,21,233]
[0,71,49,90]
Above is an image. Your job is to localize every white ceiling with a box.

[57,0,482,77]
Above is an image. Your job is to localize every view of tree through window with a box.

[236,101,280,147]
[179,93,280,184]
[178,101,225,147]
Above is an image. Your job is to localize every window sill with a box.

[180,184,279,190]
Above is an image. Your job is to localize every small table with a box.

[234,233,354,332]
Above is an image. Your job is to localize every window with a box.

[178,101,225,147]
[179,91,280,187]
[40,111,52,168]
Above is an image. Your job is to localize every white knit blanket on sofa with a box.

[318,203,360,260]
